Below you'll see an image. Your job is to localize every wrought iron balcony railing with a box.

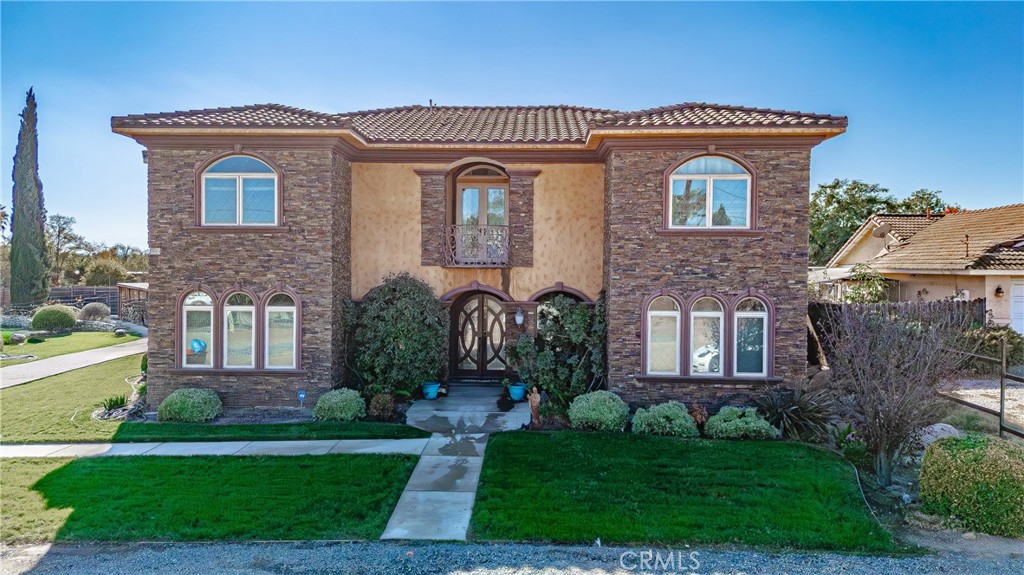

[443,224,510,267]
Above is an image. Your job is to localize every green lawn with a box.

[0,355,427,443]
[0,454,415,542]
[1,331,142,366]
[471,432,896,553]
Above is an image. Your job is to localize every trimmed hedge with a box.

[704,406,778,440]
[632,401,699,437]
[568,391,628,431]
[31,305,78,333]
[157,388,222,423]
[920,435,1024,537]
[78,302,111,321]
[313,389,366,422]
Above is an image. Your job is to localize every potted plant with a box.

[421,381,441,400]
[505,378,527,401]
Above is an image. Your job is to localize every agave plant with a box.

[101,394,127,412]
[755,387,833,442]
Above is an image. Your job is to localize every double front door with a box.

[450,292,508,378]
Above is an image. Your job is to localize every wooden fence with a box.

[940,338,1024,440]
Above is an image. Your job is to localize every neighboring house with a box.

[111,102,847,409]
[815,204,1024,331]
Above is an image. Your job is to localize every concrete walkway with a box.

[0,338,148,389]
[0,437,430,458]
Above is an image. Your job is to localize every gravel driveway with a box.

[3,541,1022,575]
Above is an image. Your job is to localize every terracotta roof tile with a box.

[868,204,1024,271]
[870,213,942,242]
[112,102,846,143]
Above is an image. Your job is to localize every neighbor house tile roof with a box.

[111,102,847,144]
[869,213,942,242]
[867,204,1024,271]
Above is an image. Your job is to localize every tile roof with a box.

[868,204,1024,271]
[870,213,942,242]
[111,102,846,144]
[591,103,847,129]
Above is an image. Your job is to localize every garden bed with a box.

[471,431,897,553]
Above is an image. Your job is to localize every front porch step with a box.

[405,384,531,433]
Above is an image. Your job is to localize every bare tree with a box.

[820,301,978,486]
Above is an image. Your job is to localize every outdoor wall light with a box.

[995,285,1005,298]
[514,307,525,326]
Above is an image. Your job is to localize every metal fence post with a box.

[1000,336,1007,439]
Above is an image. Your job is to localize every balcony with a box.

[443,224,510,267]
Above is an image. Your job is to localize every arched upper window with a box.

[734,297,768,377]
[201,155,278,226]
[690,297,723,375]
[182,291,213,368]
[647,296,681,375]
[223,293,255,369]
[669,156,751,229]
[265,293,297,369]
[449,164,510,266]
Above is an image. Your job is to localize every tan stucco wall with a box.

[350,162,605,301]
[886,273,1023,325]
[838,232,888,265]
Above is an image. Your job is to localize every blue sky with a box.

[2,1,1022,248]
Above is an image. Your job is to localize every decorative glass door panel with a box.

[451,293,508,378]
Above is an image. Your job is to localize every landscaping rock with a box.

[74,319,117,332]
[920,423,962,447]
[10,333,28,344]
[1,315,33,329]
[963,532,977,541]
[114,328,127,337]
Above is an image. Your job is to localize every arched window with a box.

[690,297,723,375]
[647,296,681,375]
[734,297,768,376]
[223,293,255,369]
[265,293,297,369]
[201,155,278,226]
[182,291,213,368]
[449,165,510,265]
[668,156,751,229]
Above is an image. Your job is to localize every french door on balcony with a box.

[452,183,508,265]
[450,292,508,379]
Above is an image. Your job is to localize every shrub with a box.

[157,388,222,422]
[31,304,78,333]
[353,273,447,395]
[78,302,111,321]
[84,258,127,286]
[568,390,628,431]
[632,401,699,437]
[368,392,395,420]
[755,387,832,441]
[689,403,709,429]
[704,406,778,440]
[964,324,1024,373]
[140,354,148,373]
[313,389,366,422]
[920,435,1024,537]
[101,395,127,411]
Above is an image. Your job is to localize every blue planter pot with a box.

[508,382,527,401]
[422,381,441,400]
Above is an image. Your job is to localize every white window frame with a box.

[201,160,278,226]
[182,294,214,369]
[733,299,768,377]
[264,298,297,370]
[223,295,256,369]
[646,298,681,375]
[668,159,751,230]
[690,299,724,376]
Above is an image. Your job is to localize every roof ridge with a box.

[594,101,847,122]
[344,104,619,116]
[949,203,1024,215]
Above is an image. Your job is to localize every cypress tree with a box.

[9,88,50,305]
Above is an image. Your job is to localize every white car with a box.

[692,344,720,373]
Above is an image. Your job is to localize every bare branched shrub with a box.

[820,301,978,486]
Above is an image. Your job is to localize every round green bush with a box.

[31,304,78,333]
[78,302,111,321]
[313,389,366,422]
[704,406,778,440]
[568,390,629,431]
[920,435,1024,537]
[157,388,222,422]
[632,401,699,437]
[965,325,1024,373]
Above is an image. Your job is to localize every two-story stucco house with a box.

[111,102,847,409]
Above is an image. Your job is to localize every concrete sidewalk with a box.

[0,437,430,458]
[0,338,148,389]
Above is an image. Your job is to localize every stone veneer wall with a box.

[603,147,811,409]
[145,146,350,409]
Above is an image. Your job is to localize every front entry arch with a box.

[450,292,508,379]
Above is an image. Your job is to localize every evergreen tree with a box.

[711,203,732,226]
[9,88,50,305]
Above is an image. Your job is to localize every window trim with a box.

[222,293,256,369]
[181,290,215,369]
[733,298,769,377]
[662,152,758,231]
[194,152,284,228]
[264,294,298,370]
[689,297,725,377]
[646,296,682,376]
